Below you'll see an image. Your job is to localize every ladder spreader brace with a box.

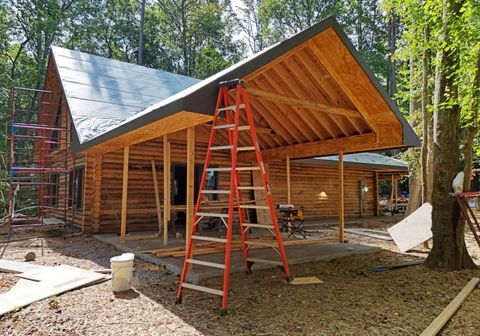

[176,80,292,315]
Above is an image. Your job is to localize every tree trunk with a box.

[421,27,432,203]
[387,11,398,96]
[463,49,480,191]
[405,167,422,216]
[138,0,145,65]
[463,126,477,192]
[426,0,475,270]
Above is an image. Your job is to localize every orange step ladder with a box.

[176,79,292,315]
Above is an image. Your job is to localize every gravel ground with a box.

[0,224,479,336]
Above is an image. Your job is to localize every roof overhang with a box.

[53,16,419,156]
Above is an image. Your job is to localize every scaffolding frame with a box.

[4,87,77,236]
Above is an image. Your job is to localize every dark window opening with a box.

[69,166,84,208]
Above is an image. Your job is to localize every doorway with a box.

[172,164,203,226]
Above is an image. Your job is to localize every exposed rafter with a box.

[239,132,378,161]
[246,87,361,118]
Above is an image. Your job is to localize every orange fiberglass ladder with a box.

[176,79,292,315]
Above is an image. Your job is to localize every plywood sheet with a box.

[387,203,432,252]
[0,265,107,316]
[0,260,48,274]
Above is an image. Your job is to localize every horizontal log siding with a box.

[268,162,375,219]
[93,137,254,233]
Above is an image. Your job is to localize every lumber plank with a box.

[419,277,479,336]
[163,136,170,246]
[339,150,344,243]
[186,127,195,251]
[151,159,163,235]
[120,146,129,241]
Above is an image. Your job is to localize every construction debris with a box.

[0,260,110,316]
[143,236,338,258]
[372,260,425,272]
[24,251,36,262]
[290,277,323,285]
[387,202,432,252]
[419,277,479,336]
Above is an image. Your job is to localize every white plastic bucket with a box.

[110,253,135,292]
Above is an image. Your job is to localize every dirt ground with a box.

[0,221,479,336]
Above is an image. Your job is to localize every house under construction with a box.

[3,16,418,243]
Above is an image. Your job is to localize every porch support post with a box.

[163,135,170,246]
[338,150,345,243]
[186,127,195,250]
[286,154,291,204]
[120,146,129,242]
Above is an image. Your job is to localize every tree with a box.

[236,0,267,53]
[150,0,245,78]
[426,0,475,270]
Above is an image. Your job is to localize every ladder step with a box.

[197,212,229,218]
[237,186,264,190]
[201,190,230,194]
[217,104,245,112]
[240,205,270,210]
[206,167,259,172]
[214,123,235,129]
[187,259,225,269]
[192,235,227,243]
[237,146,255,151]
[245,240,279,247]
[182,283,223,296]
[213,124,250,131]
[210,145,233,151]
[236,166,260,171]
[206,167,232,172]
[247,258,283,266]
[242,223,275,229]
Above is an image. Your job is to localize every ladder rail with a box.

[177,87,224,303]
[223,89,251,276]
[240,86,291,279]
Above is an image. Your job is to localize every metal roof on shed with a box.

[296,153,409,171]
[51,46,200,144]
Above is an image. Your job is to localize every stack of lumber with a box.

[143,236,338,258]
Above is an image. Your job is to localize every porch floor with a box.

[93,230,379,284]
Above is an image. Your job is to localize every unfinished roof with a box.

[48,16,419,156]
[296,153,409,171]
[50,46,200,143]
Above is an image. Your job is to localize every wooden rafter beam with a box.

[246,87,361,118]
[238,133,377,161]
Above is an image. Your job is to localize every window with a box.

[69,166,84,208]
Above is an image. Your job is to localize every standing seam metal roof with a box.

[295,153,409,171]
[51,46,200,144]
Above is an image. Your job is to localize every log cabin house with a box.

[14,16,419,243]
